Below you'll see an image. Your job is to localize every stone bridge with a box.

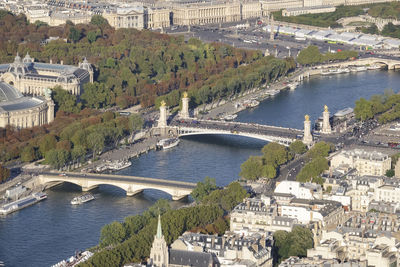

[172,119,301,146]
[323,56,400,70]
[37,172,196,200]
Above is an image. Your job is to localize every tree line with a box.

[297,46,358,66]
[0,11,271,110]
[0,104,143,167]
[354,89,400,123]
[78,181,247,267]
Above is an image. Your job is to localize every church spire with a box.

[156,214,163,239]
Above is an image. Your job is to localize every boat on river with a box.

[265,89,280,96]
[0,192,47,215]
[51,251,94,267]
[288,81,299,90]
[157,138,180,150]
[321,68,350,75]
[71,193,95,205]
[223,114,237,121]
[108,160,132,171]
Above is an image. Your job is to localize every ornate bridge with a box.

[171,119,301,146]
[37,172,196,200]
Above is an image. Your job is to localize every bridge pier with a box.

[82,185,99,192]
[126,189,144,197]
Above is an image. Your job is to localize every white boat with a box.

[108,160,132,171]
[157,138,180,150]
[242,99,260,108]
[223,114,237,121]
[288,81,299,90]
[0,192,47,215]
[265,89,280,96]
[321,68,349,75]
[367,64,382,70]
[71,193,95,205]
[51,251,94,267]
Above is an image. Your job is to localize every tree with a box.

[90,15,109,32]
[191,176,217,202]
[21,145,36,162]
[262,142,292,167]
[0,164,10,183]
[289,140,307,155]
[87,30,99,44]
[297,157,329,183]
[386,169,395,177]
[308,141,334,158]
[68,27,81,43]
[297,46,322,65]
[71,145,86,164]
[354,98,374,121]
[52,86,81,113]
[39,134,57,156]
[273,226,313,263]
[239,156,264,180]
[87,132,105,160]
[99,221,126,248]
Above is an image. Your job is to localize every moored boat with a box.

[157,138,180,150]
[223,114,237,121]
[0,192,47,215]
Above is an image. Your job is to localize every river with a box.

[1,70,400,267]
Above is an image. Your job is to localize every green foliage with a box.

[297,157,329,183]
[289,140,308,155]
[81,82,113,109]
[297,46,358,66]
[100,221,126,248]
[87,132,105,159]
[0,164,10,183]
[39,134,58,156]
[21,145,37,162]
[52,86,81,114]
[90,15,109,27]
[272,5,364,28]
[386,169,395,177]
[191,176,217,202]
[69,27,82,43]
[354,92,400,123]
[357,24,379,35]
[308,141,334,158]
[240,142,292,180]
[239,156,264,180]
[202,182,247,211]
[273,226,314,263]
[45,149,70,169]
[368,2,400,19]
[326,185,332,193]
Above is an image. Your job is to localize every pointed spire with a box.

[156,214,162,239]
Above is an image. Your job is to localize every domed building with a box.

[0,54,93,96]
[0,82,54,129]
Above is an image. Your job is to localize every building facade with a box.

[0,54,93,96]
[103,7,145,30]
[0,82,54,129]
[331,149,391,177]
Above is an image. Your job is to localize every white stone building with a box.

[0,54,93,96]
[275,181,322,200]
[331,149,391,177]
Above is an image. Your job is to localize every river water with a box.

[1,70,400,267]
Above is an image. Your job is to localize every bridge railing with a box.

[192,118,302,132]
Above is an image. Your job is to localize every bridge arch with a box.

[38,175,191,200]
[178,130,293,146]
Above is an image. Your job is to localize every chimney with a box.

[49,59,53,64]
[211,236,215,248]
[60,60,64,65]
[246,199,250,209]
[222,236,226,248]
